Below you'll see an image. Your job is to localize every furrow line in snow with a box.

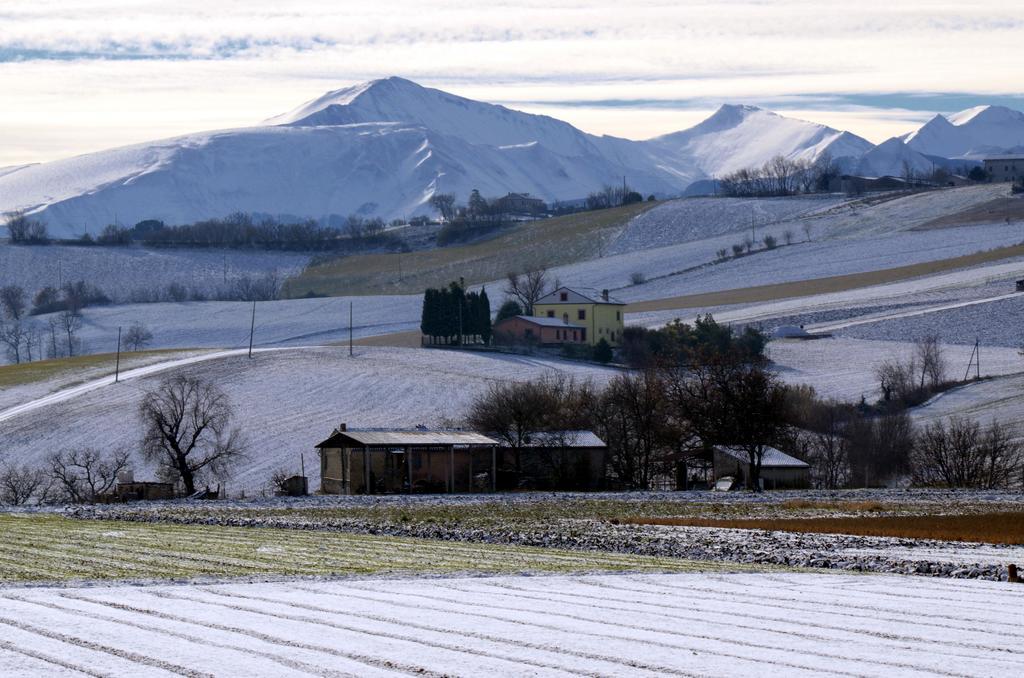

[183,587,628,678]
[635,574,1021,626]
[0,614,207,677]
[470,579,1011,673]
[298,580,927,676]
[0,637,110,678]
[751,570,1024,607]
[342,577,1024,670]
[61,592,429,677]
[7,594,358,678]
[570,577,1024,665]
[620,575,1021,639]
[226,583,686,678]
[441,580,994,676]
[653,572,1020,619]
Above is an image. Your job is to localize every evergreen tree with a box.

[593,338,613,363]
[420,288,435,343]
[478,286,492,345]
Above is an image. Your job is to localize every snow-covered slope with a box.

[854,137,934,177]
[903,105,1024,159]
[648,104,874,176]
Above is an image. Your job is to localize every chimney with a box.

[601,289,609,302]
[339,422,347,432]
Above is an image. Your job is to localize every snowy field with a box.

[0,244,310,301]
[606,194,847,255]
[3,293,422,365]
[1,571,1022,677]
[558,221,1024,302]
[912,373,1024,442]
[0,347,616,493]
[768,337,1024,401]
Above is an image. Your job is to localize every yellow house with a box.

[533,287,626,346]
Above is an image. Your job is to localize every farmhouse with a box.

[492,192,546,216]
[983,156,1024,183]
[532,287,626,346]
[316,425,608,494]
[684,445,810,490]
[492,314,587,346]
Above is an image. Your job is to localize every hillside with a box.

[287,200,656,296]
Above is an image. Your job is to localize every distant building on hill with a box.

[492,192,546,216]
[983,156,1024,183]
[532,287,626,346]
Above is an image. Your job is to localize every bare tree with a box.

[0,463,48,505]
[667,358,789,491]
[429,193,457,222]
[912,418,1022,489]
[47,448,129,503]
[0,285,26,320]
[4,210,49,243]
[914,335,946,389]
[590,370,676,489]
[504,268,550,315]
[58,310,82,357]
[0,321,26,363]
[139,375,247,495]
[123,321,153,351]
[804,401,853,488]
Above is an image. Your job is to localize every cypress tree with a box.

[420,288,434,343]
[478,286,492,345]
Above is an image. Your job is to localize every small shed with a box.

[114,481,175,502]
[711,445,810,490]
[1016,279,1024,293]
[316,425,499,495]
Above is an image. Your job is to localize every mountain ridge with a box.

[1,78,1020,237]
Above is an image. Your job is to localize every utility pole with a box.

[349,301,353,357]
[114,326,122,383]
[248,300,256,358]
[57,256,62,289]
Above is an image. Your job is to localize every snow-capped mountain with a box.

[648,104,875,177]
[902,105,1024,159]
[853,137,935,178]
[0,77,1008,237]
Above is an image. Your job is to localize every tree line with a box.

[468,330,1023,492]
[420,280,492,345]
[718,153,841,197]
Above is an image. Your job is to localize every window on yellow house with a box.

[578,309,586,320]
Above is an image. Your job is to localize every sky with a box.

[1,0,1023,166]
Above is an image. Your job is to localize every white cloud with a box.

[1,1,1022,164]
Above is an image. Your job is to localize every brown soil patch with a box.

[625,242,1024,313]
[622,512,1024,545]
[915,197,1024,230]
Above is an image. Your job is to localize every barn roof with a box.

[500,315,586,329]
[317,428,499,448]
[496,430,607,448]
[715,445,810,468]
[535,286,626,306]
